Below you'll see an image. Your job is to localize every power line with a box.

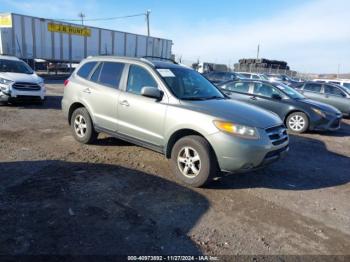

[54,13,146,22]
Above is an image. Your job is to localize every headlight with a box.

[38,77,44,85]
[213,120,259,139]
[311,108,326,118]
[0,77,13,85]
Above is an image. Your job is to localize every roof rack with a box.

[142,56,178,64]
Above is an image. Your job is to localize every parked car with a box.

[218,80,342,133]
[62,56,289,187]
[203,71,245,84]
[266,74,300,86]
[295,81,350,116]
[237,72,269,81]
[313,78,350,92]
[0,55,45,104]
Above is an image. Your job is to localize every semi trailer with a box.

[0,13,173,64]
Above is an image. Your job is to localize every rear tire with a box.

[71,107,97,144]
[286,112,309,133]
[170,135,219,187]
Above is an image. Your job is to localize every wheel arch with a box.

[165,129,216,160]
[68,102,94,125]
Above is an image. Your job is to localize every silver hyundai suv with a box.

[62,56,289,187]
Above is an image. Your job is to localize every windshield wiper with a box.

[181,97,207,100]
[205,96,225,100]
[181,96,225,101]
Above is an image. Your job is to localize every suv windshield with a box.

[157,67,225,100]
[0,59,34,74]
[276,83,305,99]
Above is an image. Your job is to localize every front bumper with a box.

[309,113,342,131]
[207,126,289,173]
[0,84,46,102]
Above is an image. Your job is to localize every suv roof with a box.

[84,55,182,69]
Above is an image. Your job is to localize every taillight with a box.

[64,79,69,87]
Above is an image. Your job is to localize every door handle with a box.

[83,88,91,94]
[250,96,257,100]
[120,100,130,107]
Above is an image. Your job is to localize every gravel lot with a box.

[0,80,349,255]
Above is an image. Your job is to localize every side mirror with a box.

[141,86,163,100]
[271,94,282,100]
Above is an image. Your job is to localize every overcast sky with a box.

[1,0,349,73]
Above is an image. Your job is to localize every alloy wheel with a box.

[177,146,201,178]
[74,114,87,138]
[288,115,305,132]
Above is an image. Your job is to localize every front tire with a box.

[170,135,219,187]
[286,112,309,133]
[71,107,97,144]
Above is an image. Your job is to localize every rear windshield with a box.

[0,59,33,74]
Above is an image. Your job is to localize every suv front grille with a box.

[12,82,41,91]
[265,125,288,146]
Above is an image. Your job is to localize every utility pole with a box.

[78,12,85,25]
[256,43,260,60]
[146,10,151,36]
[337,64,340,78]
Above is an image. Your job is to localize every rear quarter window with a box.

[77,62,97,79]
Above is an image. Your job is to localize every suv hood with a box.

[301,98,341,115]
[180,99,282,129]
[0,72,42,83]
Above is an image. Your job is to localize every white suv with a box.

[0,55,45,104]
[313,78,350,92]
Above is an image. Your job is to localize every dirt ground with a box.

[0,80,349,256]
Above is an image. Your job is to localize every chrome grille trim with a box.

[12,82,41,91]
[265,124,288,146]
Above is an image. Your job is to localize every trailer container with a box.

[0,13,173,63]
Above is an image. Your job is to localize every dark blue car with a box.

[217,79,342,133]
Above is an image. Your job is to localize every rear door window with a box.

[252,83,282,98]
[324,85,345,97]
[96,62,124,88]
[304,83,322,93]
[223,82,250,93]
[77,62,97,79]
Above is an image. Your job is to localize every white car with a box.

[0,55,45,104]
[237,72,269,81]
[313,78,350,92]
